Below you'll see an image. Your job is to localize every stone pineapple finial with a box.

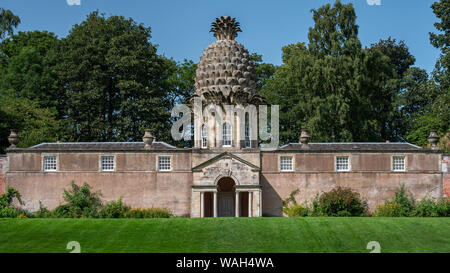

[210,16,242,40]
[195,16,259,105]
[142,130,155,149]
[8,130,19,148]
[299,129,310,148]
[427,130,440,150]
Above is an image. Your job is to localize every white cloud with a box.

[66,0,81,6]
[367,0,381,5]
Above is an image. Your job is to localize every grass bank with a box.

[0,217,449,253]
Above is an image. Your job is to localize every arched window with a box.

[222,122,232,147]
[245,112,250,148]
[201,124,208,148]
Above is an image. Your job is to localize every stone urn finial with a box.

[299,129,310,148]
[142,130,155,149]
[427,130,440,150]
[8,130,19,148]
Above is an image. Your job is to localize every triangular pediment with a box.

[192,152,260,172]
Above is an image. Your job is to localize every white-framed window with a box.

[222,122,232,147]
[158,156,172,171]
[280,156,293,171]
[201,124,208,148]
[43,156,57,172]
[336,156,349,171]
[101,156,115,171]
[245,113,250,148]
[392,156,405,171]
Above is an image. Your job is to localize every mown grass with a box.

[0,217,449,253]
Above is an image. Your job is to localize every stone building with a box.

[1,17,447,217]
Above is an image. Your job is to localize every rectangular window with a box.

[392,156,405,171]
[245,114,250,148]
[101,156,114,171]
[43,156,57,171]
[336,156,349,171]
[280,156,293,171]
[222,123,232,147]
[201,125,208,148]
[158,156,171,171]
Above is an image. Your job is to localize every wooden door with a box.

[218,192,234,217]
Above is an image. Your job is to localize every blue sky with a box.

[1,0,442,73]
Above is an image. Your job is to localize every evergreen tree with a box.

[405,0,449,150]
[0,31,61,112]
[0,8,20,40]
[261,1,398,143]
[56,11,175,142]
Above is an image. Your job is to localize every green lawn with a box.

[0,217,449,253]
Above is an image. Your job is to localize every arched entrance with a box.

[195,175,256,218]
[217,177,235,217]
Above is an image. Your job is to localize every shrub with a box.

[0,186,22,209]
[16,213,28,219]
[312,187,368,216]
[435,198,450,217]
[390,184,415,216]
[124,208,172,218]
[375,202,405,217]
[411,198,450,217]
[33,202,52,218]
[282,189,308,217]
[60,181,102,218]
[98,198,131,218]
[0,206,21,218]
[283,205,309,217]
[52,204,73,218]
[412,199,439,217]
[0,187,26,218]
[375,185,416,217]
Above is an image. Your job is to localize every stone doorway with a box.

[217,177,235,217]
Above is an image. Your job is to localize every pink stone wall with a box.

[5,150,445,217]
[6,152,193,216]
[0,156,6,194]
[443,155,450,198]
[260,152,443,216]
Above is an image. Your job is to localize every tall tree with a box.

[249,53,276,93]
[262,1,399,143]
[366,38,416,141]
[56,11,175,142]
[0,89,60,153]
[167,59,197,107]
[405,0,450,151]
[430,0,449,73]
[370,37,416,79]
[0,8,20,40]
[0,31,61,111]
[0,30,62,151]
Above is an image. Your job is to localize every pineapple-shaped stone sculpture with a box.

[194,16,262,105]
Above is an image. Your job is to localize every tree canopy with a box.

[0,8,20,40]
[0,2,448,152]
[260,1,448,150]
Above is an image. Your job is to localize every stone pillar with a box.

[259,189,262,217]
[200,192,204,218]
[248,191,252,217]
[213,191,218,217]
[235,191,240,217]
[209,112,216,148]
[235,108,241,149]
[252,190,262,217]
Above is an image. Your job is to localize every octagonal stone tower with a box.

[194,16,262,105]
[193,16,261,149]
